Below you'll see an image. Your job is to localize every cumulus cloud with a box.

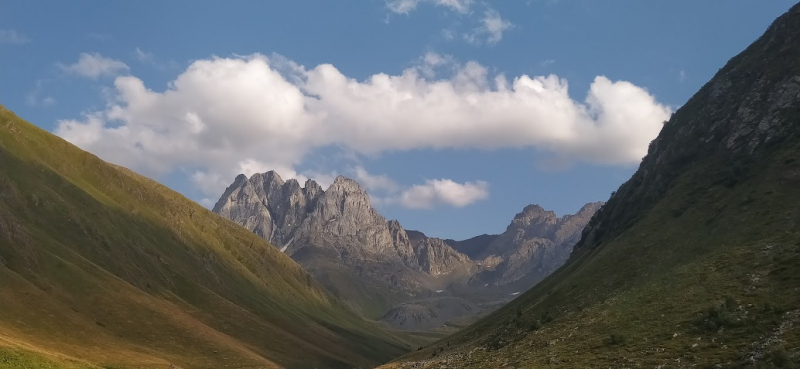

[387,0,473,14]
[0,29,30,44]
[465,9,513,45]
[58,52,130,79]
[392,179,489,209]
[55,53,670,197]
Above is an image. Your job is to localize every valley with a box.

[1,2,798,368]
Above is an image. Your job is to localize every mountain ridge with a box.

[214,169,602,327]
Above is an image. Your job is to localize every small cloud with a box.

[135,47,155,64]
[26,95,56,107]
[351,166,400,193]
[26,80,56,108]
[441,28,456,41]
[393,179,489,209]
[465,8,513,45]
[541,59,556,67]
[349,167,487,209]
[678,69,686,83]
[134,47,180,71]
[387,0,473,14]
[58,52,130,79]
[0,29,30,44]
[415,51,456,78]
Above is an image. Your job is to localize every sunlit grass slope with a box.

[0,105,418,368]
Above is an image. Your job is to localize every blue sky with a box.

[1,0,795,239]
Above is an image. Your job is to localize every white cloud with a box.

[55,53,670,197]
[352,166,400,193]
[678,69,686,83]
[59,52,130,79]
[465,8,513,45]
[0,29,30,44]
[351,167,487,209]
[393,179,489,209]
[541,59,556,67]
[387,0,473,14]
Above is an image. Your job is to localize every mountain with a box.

[0,105,421,369]
[384,4,800,368]
[214,172,474,318]
[469,202,604,289]
[214,170,601,326]
[444,234,498,259]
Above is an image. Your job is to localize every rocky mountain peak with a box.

[214,170,602,316]
[507,204,559,238]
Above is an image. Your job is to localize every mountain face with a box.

[214,172,477,317]
[214,171,601,322]
[444,234,499,259]
[471,202,604,288]
[0,105,420,369]
[384,4,800,368]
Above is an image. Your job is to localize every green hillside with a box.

[0,105,420,368]
[385,4,800,368]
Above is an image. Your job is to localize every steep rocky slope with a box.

[384,4,800,367]
[0,105,418,369]
[215,170,601,324]
[214,172,474,317]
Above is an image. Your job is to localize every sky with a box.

[1,0,796,239]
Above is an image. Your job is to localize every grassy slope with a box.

[0,106,419,368]
[384,5,800,369]
[388,145,800,368]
